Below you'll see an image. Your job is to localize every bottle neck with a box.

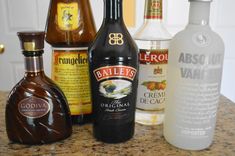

[189,1,211,26]
[104,0,123,22]
[24,53,44,75]
[144,0,163,22]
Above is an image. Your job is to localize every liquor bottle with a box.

[45,0,96,124]
[5,31,72,144]
[88,0,138,143]
[134,0,171,125]
[164,0,224,150]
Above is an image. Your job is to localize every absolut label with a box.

[179,53,223,80]
[18,97,50,118]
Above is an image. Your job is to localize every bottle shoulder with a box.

[8,75,65,101]
[171,25,224,52]
[45,0,96,46]
[134,22,172,41]
[89,22,138,61]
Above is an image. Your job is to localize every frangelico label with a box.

[52,48,92,115]
[57,2,79,30]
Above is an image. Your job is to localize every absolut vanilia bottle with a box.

[89,0,138,143]
[164,0,224,150]
[134,0,171,125]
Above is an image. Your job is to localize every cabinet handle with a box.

[0,44,4,54]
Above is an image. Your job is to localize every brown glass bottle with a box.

[45,0,96,124]
[5,31,72,144]
[89,0,138,143]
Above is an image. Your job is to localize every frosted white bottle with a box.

[164,0,224,150]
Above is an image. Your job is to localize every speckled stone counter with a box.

[0,91,235,156]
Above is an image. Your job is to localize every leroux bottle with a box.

[164,0,224,150]
[88,0,138,143]
[134,0,171,125]
[5,31,72,144]
[45,0,96,124]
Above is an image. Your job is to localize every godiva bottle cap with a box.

[17,31,45,51]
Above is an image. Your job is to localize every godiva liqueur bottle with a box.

[164,0,225,150]
[45,0,96,124]
[134,0,171,125]
[88,0,138,143]
[5,31,72,144]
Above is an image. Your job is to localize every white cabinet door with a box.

[1,0,235,103]
[0,0,50,90]
[0,0,103,91]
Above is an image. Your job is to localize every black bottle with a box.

[88,0,138,143]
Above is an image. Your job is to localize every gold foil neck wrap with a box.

[144,0,163,19]
[23,42,41,52]
[25,56,44,72]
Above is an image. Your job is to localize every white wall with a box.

[85,0,235,103]
[0,0,235,103]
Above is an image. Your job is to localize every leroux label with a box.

[139,49,168,64]
[93,65,137,81]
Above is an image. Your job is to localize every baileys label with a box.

[93,65,137,81]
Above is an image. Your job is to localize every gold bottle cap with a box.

[17,31,45,52]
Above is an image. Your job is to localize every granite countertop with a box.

[0,91,235,156]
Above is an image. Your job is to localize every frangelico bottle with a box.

[88,0,138,143]
[6,31,72,144]
[45,0,96,124]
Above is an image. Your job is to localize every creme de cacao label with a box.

[145,0,162,19]
[137,49,168,111]
[52,48,92,115]
[57,2,79,30]
[93,65,137,123]
[18,97,50,118]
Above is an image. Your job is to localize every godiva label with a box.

[57,2,79,30]
[18,97,50,118]
[144,0,162,19]
[52,48,92,115]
